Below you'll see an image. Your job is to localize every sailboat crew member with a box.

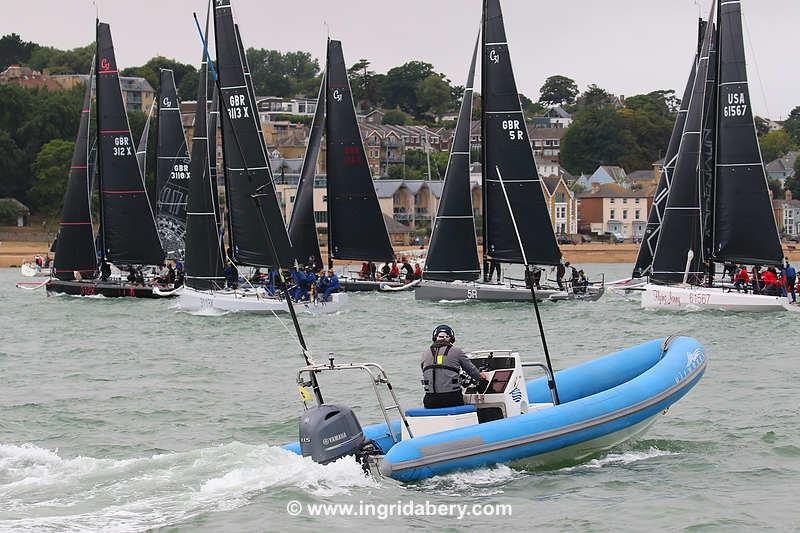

[421,325,486,409]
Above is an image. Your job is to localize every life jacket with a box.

[421,344,461,394]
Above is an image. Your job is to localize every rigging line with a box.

[740,9,771,119]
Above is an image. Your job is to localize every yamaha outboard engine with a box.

[299,404,366,464]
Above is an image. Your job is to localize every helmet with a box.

[432,324,455,343]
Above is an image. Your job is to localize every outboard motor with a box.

[299,404,365,464]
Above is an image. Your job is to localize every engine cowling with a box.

[299,404,366,464]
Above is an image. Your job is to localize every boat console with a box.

[401,350,554,440]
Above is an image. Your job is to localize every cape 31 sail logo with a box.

[162,97,172,108]
[100,58,111,72]
[488,49,500,64]
[332,89,343,102]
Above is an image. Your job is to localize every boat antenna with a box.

[496,165,560,405]
[193,12,324,404]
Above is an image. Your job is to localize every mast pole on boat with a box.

[324,41,334,271]
[496,166,560,405]
[194,12,324,404]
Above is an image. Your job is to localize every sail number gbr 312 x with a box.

[112,136,132,157]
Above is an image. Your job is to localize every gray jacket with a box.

[421,343,481,393]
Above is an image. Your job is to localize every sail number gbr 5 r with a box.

[501,119,524,141]
[722,92,748,118]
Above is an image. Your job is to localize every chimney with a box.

[787,190,793,201]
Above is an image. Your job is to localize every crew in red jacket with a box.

[733,266,750,292]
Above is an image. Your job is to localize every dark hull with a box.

[45,279,175,299]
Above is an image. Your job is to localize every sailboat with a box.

[279,0,704,483]
[154,69,191,260]
[46,20,169,299]
[415,4,602,303]
[173,0,345,314]
[641,0,787,311]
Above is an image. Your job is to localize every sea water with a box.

[0,265,798,531]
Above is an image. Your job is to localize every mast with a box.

[212,0,293,268]
[710,0,782,266]
[53,62,98,280]
[481,0,561,267]
[325,39,394,267]
[95,20,164,266]
[185,7,225,291]
[633,19,704,278]
[423,32,481,282]
[651,6,716,283]
[288,72,325,269]
[155,69,191,260]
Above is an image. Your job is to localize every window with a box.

[555,192,565,202]
[622,198,627,204]
[610,209,616,219]
[322,195,327,202]
[610,198,615,203]
[635,210,640,219]
[314,211,328,223]
[623,210,628,220]
[635,198,640,204]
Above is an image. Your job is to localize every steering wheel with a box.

[460,372,490,394]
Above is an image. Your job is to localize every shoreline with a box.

[3,241,800,268]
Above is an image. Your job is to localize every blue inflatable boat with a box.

[285,336,706,482]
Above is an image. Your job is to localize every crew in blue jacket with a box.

[322,269,341,301]
[291,268,305,301]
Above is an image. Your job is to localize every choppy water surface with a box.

[1,264,798,532]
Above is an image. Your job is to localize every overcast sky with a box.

[3,0,797,119]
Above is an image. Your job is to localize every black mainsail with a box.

[711,0,782,265]
[481,0,560,267]
[423,35,481,282]
[633,20,704,279]
[213,0,293,268]
[650,12,716,283]
[95,21,163,266]
[325,39,393,263]
[288,72,324,269]
[155,68,191,259]
[185,15,225,291]
[53,69,97,280]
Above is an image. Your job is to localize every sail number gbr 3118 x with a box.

[226,93,250,120]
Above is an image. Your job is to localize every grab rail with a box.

[521,361,559,405]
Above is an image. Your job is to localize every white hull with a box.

[641,283,787,312]
[176,286,347,315]
[20,263,51,277]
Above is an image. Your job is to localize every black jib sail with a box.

[213,0,293,268]
[481,0,560,266]
[95,21,164,266]
[155,69,190,260]
[53,69,98,280]
[423,34,481,282]
[651,12,716,283]
[185,15,225,291]
[325,39,393,263]
[633,20,705,279]
[136,100,153,178]
[288,72,324,269]
[209,82,222,237]
[711,0,782,265]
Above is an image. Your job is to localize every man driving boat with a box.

[421,325,486,409]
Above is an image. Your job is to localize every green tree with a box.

[767,178,784,200]
[382,109,408,125]
[519,93,546,115]
[539,75,578,106]
[29,139,74,215]
[417,74,452,116]
[121,56,199,100]
[759,130,796,163]
[0,131,27,199]
[348,59,383,109]
[245,48,320,98]
[560,106,628,174]
[0,33,38,70]
[574,84,618,110]
[784,106,800,144]
[382,61,438,117]
[754,116,771,137]
[28,43,94,74]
